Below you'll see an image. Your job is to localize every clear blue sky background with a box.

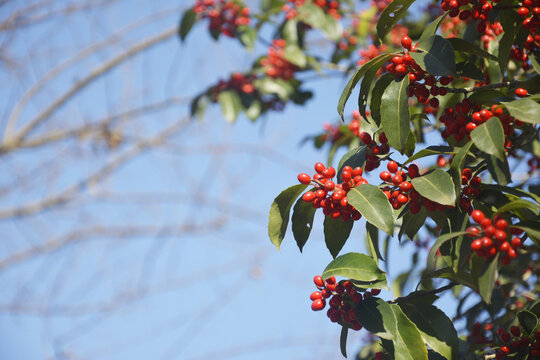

[0,1,463,359]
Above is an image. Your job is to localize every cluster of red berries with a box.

[193,0,250,37]
[282,0,343,20]
[311,275,381,331]
[495,326,540,359]
[379,162,452,213]
[458,167,482,214]
[517,0,540,53]
[260,39,298,80]
[467,210,524,265]
[338,29,359,51]
[298,163,365,221]
[440,101,525,144]
[358,131,390,171]
[210,73,255,100]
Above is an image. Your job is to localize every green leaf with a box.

[513,221,540,245]
[337,54,393,120]
[366,222,384,261]
[399,302,459,360]
[501,98,540,124]
[376,0,415,41]
[410,35,456,76]
[495,199,540,216]
[470,117,505,160]
[237,25,256,50]
[324,216,354,258]
[282,18,299,44]
[456,61,485,81]
[447,38,498,61]
[418,13,447,45]
[487,154,511,185]
[370,73,394,126]
[518,310,539,336]
[218,90,242,123]
[498,10,520,76]
[411,169,456,206]
[427,231,469,272]
[291,196,316,252]
[268,184,308,250]
[245,99,262,120]
[467,89,505,105]
[256,78,294,100]
[179,8,197,41]
[347,184,395,235]
[355,298,429,360]
[337,146,368,182]
[404,146,455,165]
[405,130,416,157]
[475,253,499,304]
[282,45,307,67]
[530,53,540,74]
[449,142,473,202]
[358,54,394,120]
[322,252,386,283]
[340,326,348,358]
[400,207,428,241]
[381,76,410,153]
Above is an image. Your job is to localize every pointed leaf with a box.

[292,196,316,251]
[376,0,415,41]
[518,310,539,336]
[355,298,429,360]
[366,222,384,261]
[283,45,307,67]
[419,13,447,44]
[338,54,394,120]
[218,90,242,123]
[476,253,499,304]
[427,231,469,272]
[487,154,511,185]
[340,326,348,358]
[324,216,354,258]
[494,199,540,215]
[237,25,256,50]
[179,8,197,41]
[410,35,456,76]
[370,73,394,125]
[501,98,540,124]
[399,302,459,360]
[347,184,394,235]
[404,146,455,165]
[359,54,394,119]
[448,38,498,61]
[268,184,308,250]
[450,142,473,203]
[381,76,410,153]
[471,117,505,160]
[322,252,386,283]
[411,169,456,206]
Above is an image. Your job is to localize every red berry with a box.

[380,171,392,182]
[517,7,530,16]
[495,219,508,230]
[408,164,419,178]
[471,239,482,251]
[302,192,315,202]
[511,237,522,248]
[310,291,323,300]
[298,173,311,184]
[315,162,325,174]
[387,161,399,173]
[471,210,485,223]
[400,181,412,192]
[314,275,325,288]
[311,299,326,311]
[510,326,521,337]
[392,174,403,185]
[401,36,412,50]
[437,155,446,167]
[515,88,528,97]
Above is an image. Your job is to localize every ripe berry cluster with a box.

[458,167,482,214]
[260,39,298,80]
[298,163,364,221]
[516,0,540,53]
[495,326,540,359]
[467,210,524,265]
[211,72,256,100]
[440,102,525,144]
[311,275,381,331]
[282,0,343,20]
[358,131,390,171]
[193,0,250,37]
